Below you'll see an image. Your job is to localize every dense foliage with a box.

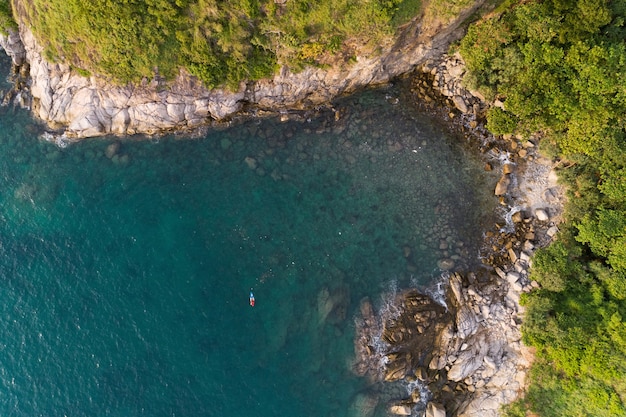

[460,1,626,415]
[12,0,422,88]
[0,0,16,34]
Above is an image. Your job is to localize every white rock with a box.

[15,19,480,138]
[506,271,520,284]
[481,366,496,380]
[449,273,464,303]
[481,305,490,320]
[535,208,549,221]
[483,356,496,369]
[487,372,512,388]
[244,157,258,170]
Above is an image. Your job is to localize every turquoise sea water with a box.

[0,56,496,417]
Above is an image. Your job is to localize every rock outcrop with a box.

[0,1,488,138]
[0,28,26,66]
[352,75,565,415]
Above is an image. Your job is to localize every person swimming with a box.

[249,289,255,307]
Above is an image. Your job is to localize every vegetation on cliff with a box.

[9,0,424,88]
[4,0,624,414]
[459,0,626,415]
[0,0,16,34]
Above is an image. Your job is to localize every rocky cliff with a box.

[1,1,486,138]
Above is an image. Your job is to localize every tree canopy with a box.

[12,0,423,88]
[460,1,626,415]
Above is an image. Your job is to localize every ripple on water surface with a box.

[0,78,496,416]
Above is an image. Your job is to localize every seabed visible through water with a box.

[0,52,499,417]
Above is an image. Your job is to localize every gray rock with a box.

[506,272,520,284]
[448,350,483,381]
[0,28,27,65]
[452,95,469,113]
[546,225,559,237]
[455,306,478,339]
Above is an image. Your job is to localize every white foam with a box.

[405,378,432,407]
[500,205,522,233]
[370,280,403,367]
[40,131,74,148]
[424,271,450,310]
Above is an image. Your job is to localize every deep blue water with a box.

[0,55,496,417]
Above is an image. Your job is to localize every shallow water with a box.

[0,53,496,417]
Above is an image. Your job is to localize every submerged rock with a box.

[437,258,455,271]
[348,392,379,417]
[390,404,412,415]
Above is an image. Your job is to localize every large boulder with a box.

[494,175,511,196]
[455,306,478,339]
[448,349,484,381]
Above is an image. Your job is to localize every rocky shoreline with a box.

[350,54,565,416]
[2,8,565,415]
[0,1,491,138]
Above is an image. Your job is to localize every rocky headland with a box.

[350,53,565,416]
[2,4,566,416]
[0,1,490,138]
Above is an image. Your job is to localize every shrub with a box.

[460,1,626,415]
[0,0,16,34]
[19,0,425,88]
